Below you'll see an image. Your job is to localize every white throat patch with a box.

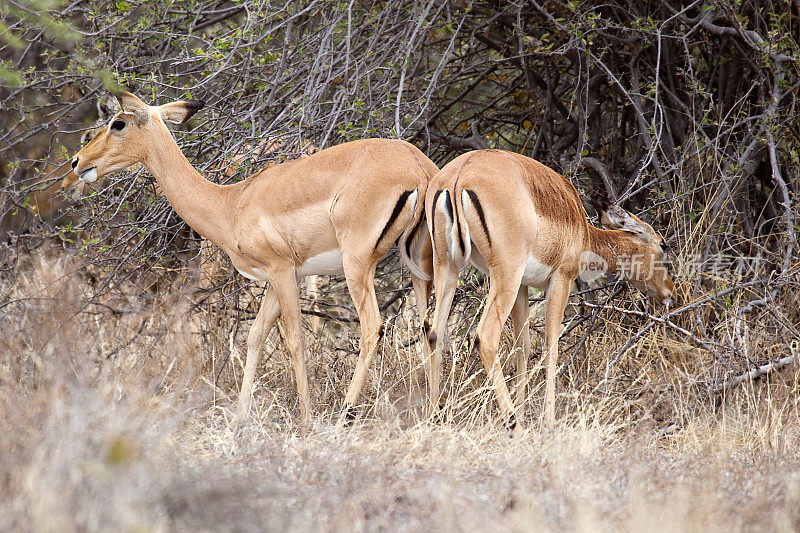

[79,168,98,183]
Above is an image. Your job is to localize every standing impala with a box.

[425,149,674,431]
[71,92,437,431]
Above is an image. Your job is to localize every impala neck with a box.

[587,225,637,275]
[142,127,236,250]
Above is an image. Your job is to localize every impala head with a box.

[71,91,204,183]
[58,98,118,191]
[600,204,675,306]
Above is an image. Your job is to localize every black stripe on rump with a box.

[405,212,425,258]
[450,189,465,256]
[430,189,442,242]
[465,189,491,246]
[374,190,412,250]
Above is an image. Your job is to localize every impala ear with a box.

[96,96,118,123]
[601,204,660,243]
[114,91,151,126]
[157,99,205,124]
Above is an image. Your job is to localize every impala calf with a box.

[72,92,437,431]
[425,149,674,430]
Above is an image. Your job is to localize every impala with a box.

[71,91,437,431]
[425,149,674,431]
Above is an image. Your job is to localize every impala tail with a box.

[398,188,432,281]
[434,187,472,269]
[375,187,430,281]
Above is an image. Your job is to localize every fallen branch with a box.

[712,350,798,394]
[435,122,491,151]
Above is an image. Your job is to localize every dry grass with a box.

[1,254,799,532]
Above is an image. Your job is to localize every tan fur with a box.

[588,226,675,300]
[425,149,674,431]
[203,138,320,331]
[72,92,437,431]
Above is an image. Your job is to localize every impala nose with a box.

[71,158,78,170]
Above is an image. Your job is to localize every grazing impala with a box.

[72,91,437,431]
[425,149,674,431]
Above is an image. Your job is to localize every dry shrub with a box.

[0,254,197,531]
[1,254,800,531]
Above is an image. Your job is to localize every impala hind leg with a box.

[236,287,280,424]
[510,286,531,414]
[341,258,382,422]
[427,256,459,415]
[475,277,524,434]
[269,267,313,433]
[543,273,571,426]
[411,273,432,401]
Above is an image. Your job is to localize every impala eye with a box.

[111,119,126,131]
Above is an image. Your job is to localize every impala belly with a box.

[235,249,344,280]
[236,266,268,281]
[296,248,344,278]
[521,254,552,289]
[469,245,552,289]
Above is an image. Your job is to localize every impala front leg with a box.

[270,266,313,433]
[341,258,382,422]
[543,273,571,426]
[306,275,321,334]
[236,287,280,424]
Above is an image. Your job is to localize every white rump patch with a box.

[296,249,344,278]
[398,188,430,281]
[437,191,459,261]
[407,189,418,214]
[438,190,453,241]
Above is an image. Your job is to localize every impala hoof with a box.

[506,413,525,438]
[342,405,358,426]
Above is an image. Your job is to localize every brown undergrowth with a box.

[1,253,799,531]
